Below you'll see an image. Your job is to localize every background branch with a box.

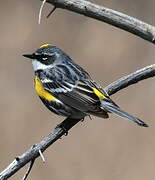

[0,64,155,179]
[46,0,155,44]
[105,64,155,95]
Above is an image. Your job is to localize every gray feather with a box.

[100,100,148,127]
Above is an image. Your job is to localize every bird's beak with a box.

[23,54,36,59]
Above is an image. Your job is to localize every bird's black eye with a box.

[42,56,48,61]
[33,53,48,62]
[40,54,48,61]
[34,52,56,64]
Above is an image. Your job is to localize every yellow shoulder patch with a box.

[34,76,56,101]
[93,88,108,99]
[39,44,51,48]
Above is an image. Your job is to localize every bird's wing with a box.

[40,66,111,115]
[42,73,111,114]
[40,66,148,126]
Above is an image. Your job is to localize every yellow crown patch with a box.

[39,44,51,48]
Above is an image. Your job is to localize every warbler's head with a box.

[23,44,65,71]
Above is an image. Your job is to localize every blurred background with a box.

[0,0,155,179]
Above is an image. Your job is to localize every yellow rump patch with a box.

[35,76,56,101]
[93,88,108,99]
[39,44,51,48]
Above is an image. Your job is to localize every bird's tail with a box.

[100,100,148,127]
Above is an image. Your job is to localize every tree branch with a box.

[105,64,155,95]
[45,0,155,44]
[0,64,155,179]
[22,159,35,180]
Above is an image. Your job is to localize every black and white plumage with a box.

[23,44,148,127]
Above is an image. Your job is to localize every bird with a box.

[23,44,148,127]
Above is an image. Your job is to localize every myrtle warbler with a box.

[23,44,148,127]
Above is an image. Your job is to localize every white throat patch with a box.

[32,60,50,71]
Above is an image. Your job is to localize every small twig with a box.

[22,159,35,180]
[39,150,46,163]
[46,6,57,18]
[38,0,47,24]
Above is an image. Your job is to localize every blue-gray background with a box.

[0,0,155,179]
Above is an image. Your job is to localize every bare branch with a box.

[38,0,57,24]
[45,0,155,44]
[39,149,46,163]
[38,0,47,24]
[46,6,57,18]
[105,64,155,95]
[0,118,80,180]
[0,64,155,179]
[22,160,35,180]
